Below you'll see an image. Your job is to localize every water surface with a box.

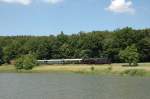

[0,73,150,99]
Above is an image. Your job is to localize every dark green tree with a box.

[0,47,3,65]
[138,37,150,62]
[59,43,74,58]
[79,49,92,58]
[3,40,21,63]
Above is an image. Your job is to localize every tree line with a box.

[0,27,150,65]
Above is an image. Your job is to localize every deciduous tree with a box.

[119,45,139,66]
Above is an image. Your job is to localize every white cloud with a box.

[106,0,135,14]
[0,0,64,5]
[0,0,32,5]
[44,0,63,4]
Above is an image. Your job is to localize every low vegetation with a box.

[15,54,38,71]
[121,69,147,76]
[0,63,150,76]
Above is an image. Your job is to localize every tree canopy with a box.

[0,27,149,64]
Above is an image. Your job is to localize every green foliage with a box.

[0,27,149,64]
[3,40,21,63]
[15,54,37,71]
[90,66,95,71]
[119,45,139,66]
[107,66,112,71]
[15,57,24,70]
[80,49,92,58]
[138,37,150,62]
[78,32,104,58]
[121,69,146,76]
[59,43,74,58]
[0,47,3,65]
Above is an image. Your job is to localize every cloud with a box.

[0,0,32,5]
[106,0,135,14]
[0,0,64,5]
[43,0,63,4]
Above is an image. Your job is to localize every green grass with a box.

[0,65,16,73]
[0,63,150,76]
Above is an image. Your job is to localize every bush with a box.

[15,54,38,71]
[121,69,146,76]
[107,66,112,71]
[90,66,95,71]
[15,57,24,71]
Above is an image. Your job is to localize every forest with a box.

[0,27,150,65]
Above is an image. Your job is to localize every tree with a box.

[112,27,144,62]
[138,37,150,62]
[15,54,37,71]
[57,31,68,44]
[119,45,139,66]
[0,27,149,64]
[3,40,21,63]
[113,27,138,49]
[3,46,16,64]
[78,32,104,58]
[59,43,74,58]
[0,47,3,65]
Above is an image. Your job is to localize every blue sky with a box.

[0,0,150,36]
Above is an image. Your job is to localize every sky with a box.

[0,0,150,36]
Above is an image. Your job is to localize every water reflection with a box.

[0,73,150,99]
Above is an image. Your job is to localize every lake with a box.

[0,73,150,99]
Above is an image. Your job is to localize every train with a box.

[81,58,111,64]
[37,58,111,65]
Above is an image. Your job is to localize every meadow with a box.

[0,63,150,76]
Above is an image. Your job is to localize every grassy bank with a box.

[0,63,150,76]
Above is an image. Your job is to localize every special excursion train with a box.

[37,58,111,65]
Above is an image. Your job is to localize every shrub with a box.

[90,66,95,71]
[107,66,112,71]
[15,57,24,71]
[121,69,146,76]
[15,54,37,71]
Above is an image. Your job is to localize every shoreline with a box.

[0,63,150,76]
